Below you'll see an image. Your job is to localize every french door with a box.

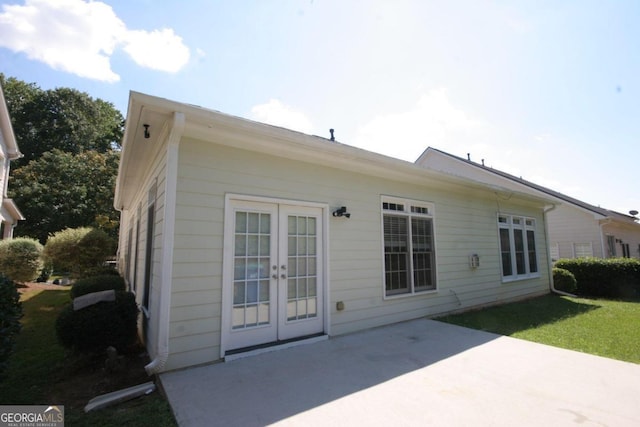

[223,199,325,353]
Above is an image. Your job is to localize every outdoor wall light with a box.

[332,206,350,218]
[143,124,150,139]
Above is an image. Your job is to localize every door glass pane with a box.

[248,213,260,233]
[286,215,318,321]
[233,211,272,329]
[233,282,245,305]
[235,212,247,232]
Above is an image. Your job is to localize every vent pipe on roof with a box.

[329,129,335,141]
[481,159,485,166]
[467,153,470,161]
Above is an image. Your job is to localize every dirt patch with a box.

[21,283,154,410]
[49,346,152,410]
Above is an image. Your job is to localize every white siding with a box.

[117,143,168,361]
[546,204,604,259]
[164,137,550,370]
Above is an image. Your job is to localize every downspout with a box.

[543,204,576,297]
[599,219,612,259]
[145,111,185,375]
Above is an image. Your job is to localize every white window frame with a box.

[381,196,437,299]
[498,214,540,282]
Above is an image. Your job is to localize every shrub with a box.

[552,267,577,294]
[70,275,125,299]
[79,264,120,280]
[555,258,640,298]
[0,238,43,283]
[44,227,115,278]
[0,274,22,379]
[55,291,138,354]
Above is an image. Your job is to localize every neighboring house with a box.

[115,91,555,373]
[416,147,640,262]
[0,84,24,239]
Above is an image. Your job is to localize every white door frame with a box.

[220,194,330,358]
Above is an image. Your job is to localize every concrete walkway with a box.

[160,319,640,426]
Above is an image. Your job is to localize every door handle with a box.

[281,274,287,279]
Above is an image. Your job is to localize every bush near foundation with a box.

[0,274,22,379]
[70,275,125,299]
[552,268,577,294]
[56,291,138,354]
[0,238,43,283]
[555,258,640,298]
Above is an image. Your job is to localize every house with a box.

[0,84,24,239]
[416,147,640,261]
[114,91,556,373]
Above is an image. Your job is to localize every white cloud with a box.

[0,0,190,82]
[122,28,190,73]
[352,88,490,161]
[251,99,314,134]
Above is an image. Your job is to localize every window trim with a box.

[498,213,540,283]
[381,196,437,299]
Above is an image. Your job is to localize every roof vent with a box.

[629,210,638,216]
[329,129,335,141]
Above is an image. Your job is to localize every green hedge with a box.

[70,275,125,299]
[552,267,577,294]
[55,291,138,354]
[0,274,22,379]
[555,258,640,298]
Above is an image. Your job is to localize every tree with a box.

[0,238,43,283]
[0,74,124,165]
[43,227,115,278]
[9,150,120,243]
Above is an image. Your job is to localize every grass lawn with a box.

[437,293,640,364]
[0,284,177,426]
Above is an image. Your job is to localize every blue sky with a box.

[1,0,638,214]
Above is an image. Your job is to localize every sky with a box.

[0,0,638,214]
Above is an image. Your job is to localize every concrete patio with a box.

[160,319,640,426]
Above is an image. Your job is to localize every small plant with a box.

[552,267,577,294]
[70,275,125,299]
[44,227,115,278]
[56,291,138,354]
[0,238,43,283]
[0,274,22,379]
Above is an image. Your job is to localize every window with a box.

[607,235,616,257]
[573,243,593,258]
[498,214,538,280]
[622,243,630,258]
[382,197,436,297]
[143,182,157,314]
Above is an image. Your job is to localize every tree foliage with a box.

[0,74,123,165]
[9,150,120,243]
[0,238,43,283]
[43,227,115,278]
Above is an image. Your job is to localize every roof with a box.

[0,83,23,160]
[418,147,639,225]
[115,91,556,210]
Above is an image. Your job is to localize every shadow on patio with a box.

[160,318,499,426]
